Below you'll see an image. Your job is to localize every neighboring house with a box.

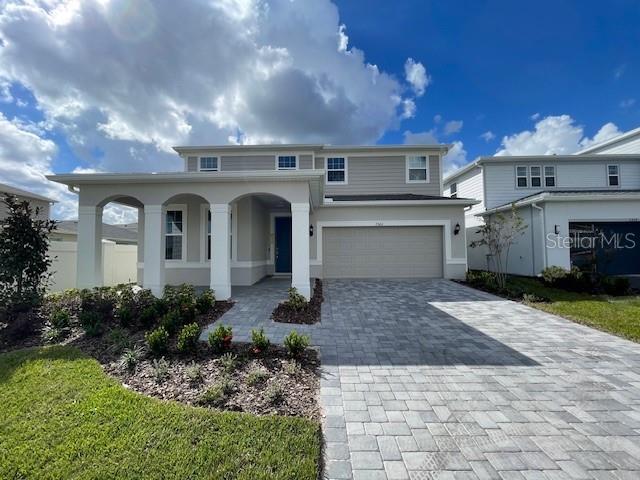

[48,144,477,299]
[0,182,54,221]
[51,221,138,244]
[444,127,640,277]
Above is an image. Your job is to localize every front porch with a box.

[57,171,324,300]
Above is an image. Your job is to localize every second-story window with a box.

[530,166,542,187]
[199,156,218,171]
[277,155,297,170]
[608,164,620,186]
[326,157,346,183]
[406,155,428,183]
[516,166,528,188]
[450,182,457,198]
[544,166,556,187]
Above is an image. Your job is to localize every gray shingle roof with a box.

[56,220,138,243]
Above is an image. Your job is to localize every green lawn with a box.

[0,346,320,480]
[507,276,640,342]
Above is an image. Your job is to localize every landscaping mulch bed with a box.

[272,278,323,324]
[108,344,320,419]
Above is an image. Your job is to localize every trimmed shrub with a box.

[195,289,215,314]
[208,324,233,353]
[541,266,568,284]
[139,305,158,328]
[601,276,631,296]
[80,288,115,322]
[50,309,70,329]
[116,306,134,328]
[284,287,307,310]
[177,322,200,353]
[465,270,499,291]
[250,328,270,353]
[79,311,102,337]
[145,326,170,356]
[163,284,196,312]
[184,361,203,384]
[284,330,310,357]
[199,377,234,406]
[159,310,182,335]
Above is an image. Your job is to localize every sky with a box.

[0,0,638,222]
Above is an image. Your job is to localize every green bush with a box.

[163,284,196,311]
[265,384,284,404]
[246,368,268,386]
[284,330,310,357]
[159,310,182,335]
[79,311,102,337]
[285,287,308,310]
[80,288,116,321]
[199,377,234,406]
[108,327,132,353]
[184,361,203,384]
[145,326,170,356]
[116,306,134,327]
[601,276,631,296]
[208,324,233,353]
[250,328,270,353]
[119,346,143,372]
[177,322,200,352]
[541,266,568,284]
[196,289,215,314]
[50,309,70,329]
[41,324,63,344]
[220,352,237,373]
[139,305,158,328]
[522,293,550,304]
[465,270,499,291]
[151,358,170,383]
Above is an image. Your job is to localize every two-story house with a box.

[443,127,640,278]
[48,144,477,299]
[1,182,54,221]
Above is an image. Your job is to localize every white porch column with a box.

[210,203,231,300]
[143,205,165,297]
[291,202,311,299]
[77,205,103,289]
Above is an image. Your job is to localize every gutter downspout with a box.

[531,202,547,272]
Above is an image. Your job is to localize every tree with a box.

[470,205,526,290]
[0,194,56,316]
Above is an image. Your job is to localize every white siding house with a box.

[444,126,640,277]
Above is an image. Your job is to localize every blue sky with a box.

[336,0,639,154]
[0,0,637,220]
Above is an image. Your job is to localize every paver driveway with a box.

[203,278,640,479]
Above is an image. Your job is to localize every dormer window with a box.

[450,182,457,198]
[199,156,218,171]
[277,155,297,170]
[607,164,620,186]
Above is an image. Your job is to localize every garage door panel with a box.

[323,226,443,278]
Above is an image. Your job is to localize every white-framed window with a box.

[450,182,457,198]
[544,166,556,187]
[326,157,347,184]
[406,155,428,183]
[199,156,219,171]
[530,166,542,188]
[277,155,297,170]
[516,166,528,188]
[607,164,620,186]
[165,205,186,260]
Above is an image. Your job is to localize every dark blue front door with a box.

[275,216,292,273]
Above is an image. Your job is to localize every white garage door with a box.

[323,226,443,279]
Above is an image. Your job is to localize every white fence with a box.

[48,240,138,291]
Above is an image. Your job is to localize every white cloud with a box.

[0,0,413,176]
[400,98,416,119]
[443,120,463,135]
[496,115,622,156]
[614,64,627,79]
[480,130,495,142]
[404,58,429,97]
[433,114,442,124]
[620,98,636,109]
[530,113,540,121]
